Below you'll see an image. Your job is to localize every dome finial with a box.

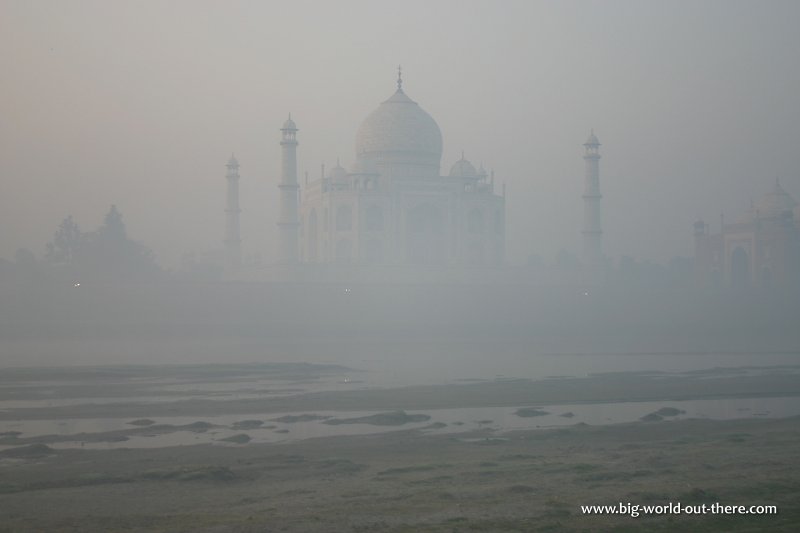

[397,64,403,91]
[584,129,600,147]
[282,113,297,132]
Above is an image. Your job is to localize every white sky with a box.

[1,0,799,267]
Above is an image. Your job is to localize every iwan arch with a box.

[222,70,604,284]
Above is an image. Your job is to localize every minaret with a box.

[277,115,299,264]
[582,130,603,272]
[224,154,242,270]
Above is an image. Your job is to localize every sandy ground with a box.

[0,366,799,532]
[1,416,798,532]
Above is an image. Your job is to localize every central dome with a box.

[355,86,443,176]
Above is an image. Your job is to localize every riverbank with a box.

[1,415,798,532]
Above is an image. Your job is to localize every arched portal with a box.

[406,203,445,265]
[731,246,750,287]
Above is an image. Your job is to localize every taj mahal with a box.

[212,70,800,288]
[221,69,605,283]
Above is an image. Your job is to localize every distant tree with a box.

[98,205,127,243]
[45,215,84,265]
[84,205,161,281]
[44,206,162,282]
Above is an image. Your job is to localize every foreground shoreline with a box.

[1,415,799,532]
[2,364,799,531]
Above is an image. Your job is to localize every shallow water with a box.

[1,354,799,452]
[2,395,798,451]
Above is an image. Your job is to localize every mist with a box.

[1,3,800,531]
[1,0,799,375]
[2,0,799,269]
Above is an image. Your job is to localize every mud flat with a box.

[0,416,798,532]
[1,365,799,531]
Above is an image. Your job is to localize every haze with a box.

[2,0,799,267]
[2,5,800,530]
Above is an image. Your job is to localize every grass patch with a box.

[141,465,237,482]
[498,454,540,461]
[377,464,451,476]
[408,475,453,486]
[515,407,550,418]
[0,443,53,458]
[676,487,718,503]
[571,463,601,472]
[725,433,752,443]
[231,419,264,429]
[324,411,430,426]
[653,407,685,417]
[218,433,251,444]
[581,469,654,482]
[314,458,366,474]
[272,414,330,423]
[127,419,155,426]
[508,484,536,494]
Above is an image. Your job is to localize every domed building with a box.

[694,179,800,287]
[286,72,505,269]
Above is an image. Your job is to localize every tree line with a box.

[5,205,163,284]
